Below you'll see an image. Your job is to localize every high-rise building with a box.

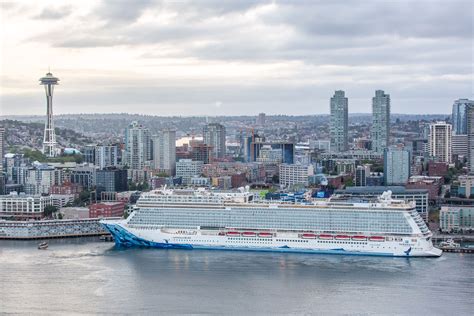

[371,90,390,153]
[355,165,371,186]
[0,127,5,172]
[429,122,452,163]
[176,159,203,185]
[452,98,474,135]
[96,168,128,195]
[95,145,119,170]
[256,113,266,125]
[384,147,410,185]
[152,129,176,176]
[452,134,468,157]
[124,122,151,170]
[330,90,348,152]
[39,72,59,157]
[467,105,474,174]
[203,123,226,160]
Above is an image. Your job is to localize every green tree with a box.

[43,205,58,218]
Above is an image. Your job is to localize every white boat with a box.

[438,239,460,248]
[101,189,442,257]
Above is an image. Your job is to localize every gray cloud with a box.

[34,6,72,20]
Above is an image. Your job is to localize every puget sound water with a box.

[0,238,472,315]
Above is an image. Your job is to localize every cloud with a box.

[1,0,472,116]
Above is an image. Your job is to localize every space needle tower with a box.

[40,72,59,157]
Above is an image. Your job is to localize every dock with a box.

[0,218,120,240]
[440,247,474,254]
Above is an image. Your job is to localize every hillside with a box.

[0,119,93,152]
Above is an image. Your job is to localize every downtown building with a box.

[124,121,151,170]
[0,192,54,220]
[467,104,474,174]
[152,129,176,176]
[329,90,348,152]
[384,147,411,185]
[371,90,390,153]
[428,122,452,163]
[203,123,226,160]
[95,145,119,170]
[279,163,314,188]
[452,98,474,135]
[176,159,203,185]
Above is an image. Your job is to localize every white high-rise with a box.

[203,123,226,160]
[152,130,176,176]
[467,105,474,173]
[330,90,348,152]
[95,145,119,170]
[176,159,203,185]
[371,90,390,153]
[429,122,452,163]
[384,147,410,185]
[124,122,151,170]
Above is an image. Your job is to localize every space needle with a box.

[39,71,59,157]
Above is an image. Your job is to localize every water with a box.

[1,238,473,315]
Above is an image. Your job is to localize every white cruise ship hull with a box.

[102,221,442,257]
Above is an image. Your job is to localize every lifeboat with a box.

[226,231,240,236]
[369,236,385,242]
[258,232,273,238]
[335,235,350,240]
[352,236,367,241]
[301,233,317,239]
[242,232,256,237]
[319,234,333,240]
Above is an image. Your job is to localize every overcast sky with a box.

[0,0,472,116]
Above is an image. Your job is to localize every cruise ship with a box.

[101,188,442,257]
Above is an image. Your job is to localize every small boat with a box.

[258,232,273,238]
[38,241,48,250]
[352,236,367,241]
[335,235,350,240]
[301,233,317,239]
[226,231,240,236]
[369,236,385,242]
[319,234,333,240]
[439,239,460,248]
[242,232,256,237]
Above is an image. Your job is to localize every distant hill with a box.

[0,119,93,151]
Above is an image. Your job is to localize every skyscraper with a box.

[384,147,410,185]
[152,129,176,176]
[371,90,390,153]
[39,72,59,157]
[95,145,119,170]
[124,121,151,170]
[429,122,452,163]
[330,90,348,152]
[467,105,474,174]
[452,98,474,135]
[0,127,5,172]
[203,123,226,160]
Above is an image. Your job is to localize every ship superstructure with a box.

[101,188,442,257]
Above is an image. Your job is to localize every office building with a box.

[124,121,151,170]
[24,165,62,195]
[176,159,203,185]
[467,104,474,173]
[96,168,128,195]
[371,90,390,153]
[70,165,96,190]
[452,98,474,135]
[203,123,226,159]
[89,201,125,218]
[452,134,468,157]
[355,165,371,186]
[429,122,452,163]
[440,206,474,232]
[256,113,266,125]
[458,175,474,198]
[330,90,348,152]
[152,130,176,176]
[279,163,314,187]
[0,127,5,172]
[0,192,54,220]
[191,144,212,164]
[95,145,119,170]
[384,147,410,185]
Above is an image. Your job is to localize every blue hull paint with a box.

[102,223,397,257]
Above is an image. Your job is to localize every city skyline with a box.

[1,0,471,116]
